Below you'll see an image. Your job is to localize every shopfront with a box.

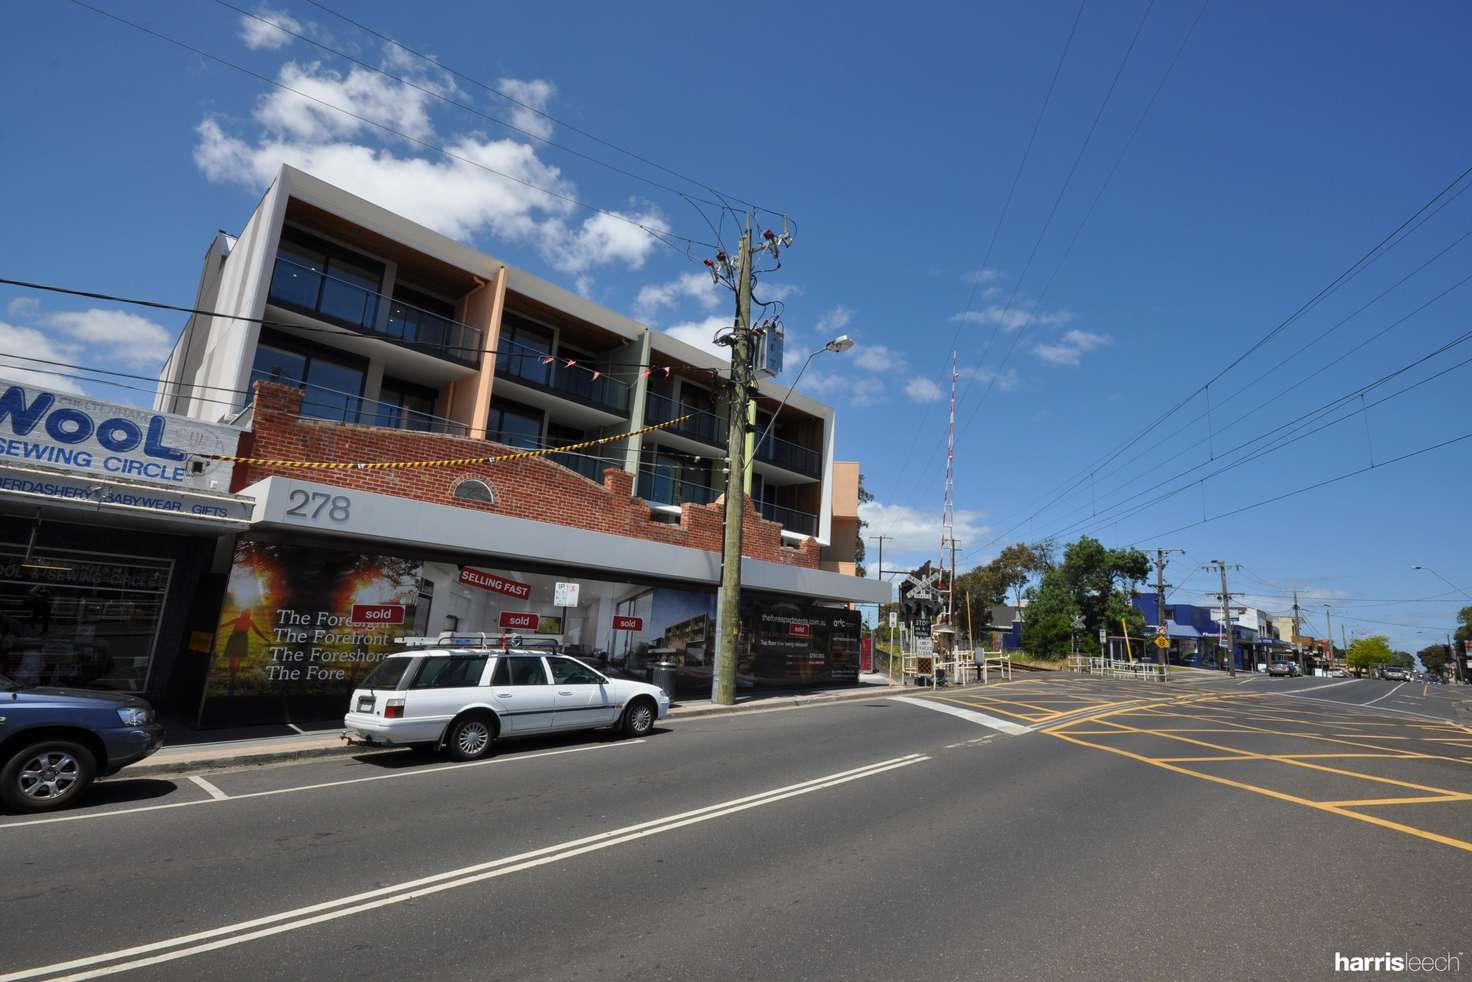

[194,474,886,727]
[0,377,250,708]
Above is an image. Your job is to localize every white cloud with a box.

[858,500,989,556]
[958,364,1019,392]
[238,6,303,50]
[195,48,667,277]
[634,272,722,320]
[1034,329,1112,367]
[0,321,85,393]
[815,305,852,335]
[662,315,731,361]
[6,297,40,318]
[495,78,556,141]
[849,377,885,407]
[46,309,175,368]
[851,343,906,374]
[904,376,943,403]
[951,305,1075,331]
[963,267,1004,285]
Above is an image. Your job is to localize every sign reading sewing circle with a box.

[458,566,532,600]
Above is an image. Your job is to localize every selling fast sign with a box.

[459,566,532,600]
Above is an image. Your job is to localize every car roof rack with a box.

[393,632,561,653]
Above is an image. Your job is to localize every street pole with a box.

[712,218,755,707]
[1292,590,1303,674]
[1324,605,1334,670]
[1151,548,1181,670]
[1205,560,1238,677]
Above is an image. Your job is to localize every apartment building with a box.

[154,165,884,726]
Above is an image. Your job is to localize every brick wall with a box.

[233,382,820,568]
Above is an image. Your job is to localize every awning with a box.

[0,461,253,534]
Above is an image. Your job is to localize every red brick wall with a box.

[233,382,819,568]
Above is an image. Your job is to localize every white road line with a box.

[1282,678,1362,693]
[285,724,306,735]
[186,776,228,801]
[1364,682,1407,706]
[0,740,644,831]
[888,695,1030,735]
[3,754,928,982]
[1265,690,1460,724]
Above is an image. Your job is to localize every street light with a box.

[749,334,854,462]
[1410,565,1468,683]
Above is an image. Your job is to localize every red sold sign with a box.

[612,615,644,631]
[498,611,540,630]
[350,604,405,626]
[788,622,812,638]
[459,567,533,600]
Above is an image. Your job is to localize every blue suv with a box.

[0,671,165,813]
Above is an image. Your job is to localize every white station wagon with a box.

[343,637,670,761]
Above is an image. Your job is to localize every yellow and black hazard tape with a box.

[205,414,697,471]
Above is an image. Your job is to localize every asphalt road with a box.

[3,675,1470,982]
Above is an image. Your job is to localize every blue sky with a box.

[3,1,1472,655]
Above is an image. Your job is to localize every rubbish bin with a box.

[651,661,678,699]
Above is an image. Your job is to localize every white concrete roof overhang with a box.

[241,476,892,605]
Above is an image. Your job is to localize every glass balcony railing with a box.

[754,432,822,477]
[252,372,468,436]
[758,500,818,536]
[550,450,605,483]
[643,390,725,448]
[637,470,719,508]
[494,343,631,414]
[268,256,482,365]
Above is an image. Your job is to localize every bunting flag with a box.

[540,355,556,365]
[591,370,601,381]
[202,415,695,471]
[641,368,652,377]
[565,359,577,368]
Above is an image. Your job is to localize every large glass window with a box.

[0,547,172,692]
[249,337,366,424]
[487,397,544,449]
[491,657,547,686]
[411,655,489,689]
[387,285,457,349]
[495,313,554,386]
[375,378,439,432]
[268,227,384,330]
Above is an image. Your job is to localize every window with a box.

[411,655,489,688]
[495,312,554,385]
[487,397,543,449]
[453,479,496,504]
[375,378,439,431]
[492,657,547,686]
[361,656,414,691]
[547,657,603,685]
[269,226,384,329]
[249,337,366,424]
[387,285,457,348]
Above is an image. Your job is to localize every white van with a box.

[343,639,670,761]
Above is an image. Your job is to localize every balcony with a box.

[758,500,818,536]
[637,470,718,508]
[268,255,482,365]
[494,340,631,415]
[644,390,725,448]
[253,371,469,436]
[754,432,822,478]
[550,449,606,483]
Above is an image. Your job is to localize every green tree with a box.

[1020,536,1149,659]
[1417,643,1452,677]
[854,473,874,577]
[955,540,1053,637]
[1347,635,1394,676]
[1391,650,1414,670]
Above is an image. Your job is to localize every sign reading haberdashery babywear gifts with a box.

[0,377,238,489]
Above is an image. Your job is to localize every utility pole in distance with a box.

[1324,604,1335,673]
[1204,560,1242,676]
[867,534,891,584]
[1151,548,1184,675]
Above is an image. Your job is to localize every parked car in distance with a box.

[0,671,164,813]
[343,640,670,761]
[1329,667,1349,678]
[1267,661,1299,677]
[1382,666,1411,682]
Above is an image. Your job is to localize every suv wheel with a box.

[1,740,96,813]
[621,700,656,738]
[447,716,495,762]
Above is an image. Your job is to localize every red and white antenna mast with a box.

[941,351,958,623]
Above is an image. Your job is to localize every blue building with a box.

[1132,596,1293,671]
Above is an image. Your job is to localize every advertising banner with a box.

[0,376,239,489]
[198,540,422,727]
[459,566,532,599]
[739,594,862,687]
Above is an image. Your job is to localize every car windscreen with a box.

[360,656,414,691]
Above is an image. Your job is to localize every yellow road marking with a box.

[1320,794,1472,807]
[1046,730,1472,854]
[926,694,1045,722]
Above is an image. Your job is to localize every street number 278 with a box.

[285,490,351,522]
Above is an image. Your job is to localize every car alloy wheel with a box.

[455,720,490,758]
[19,751,80,802]
[625,703,654,737]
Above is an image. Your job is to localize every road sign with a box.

[553,581,580,607]
[1098,628,1107,645]
[1153,635,1169,650]
[1155,623,1168,637]
[888,611,898,629]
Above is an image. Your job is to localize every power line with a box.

[960,160,1472,562]
[65,0,715,262]
[301,0,789,223]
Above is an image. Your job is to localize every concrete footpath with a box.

[126,674,969,778]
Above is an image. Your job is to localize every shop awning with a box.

[0,461,253,534]
[241,475,893,606]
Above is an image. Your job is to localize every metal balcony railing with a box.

[637,470,719,508]
[495,343,630,414]
[252,371,468,436]
[268,256,482,364]
[754,432,822,477]
[550,450,606,483]
[758,499,818,536]
[643,390,725,448]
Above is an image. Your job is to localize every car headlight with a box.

[116,707,152,727]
